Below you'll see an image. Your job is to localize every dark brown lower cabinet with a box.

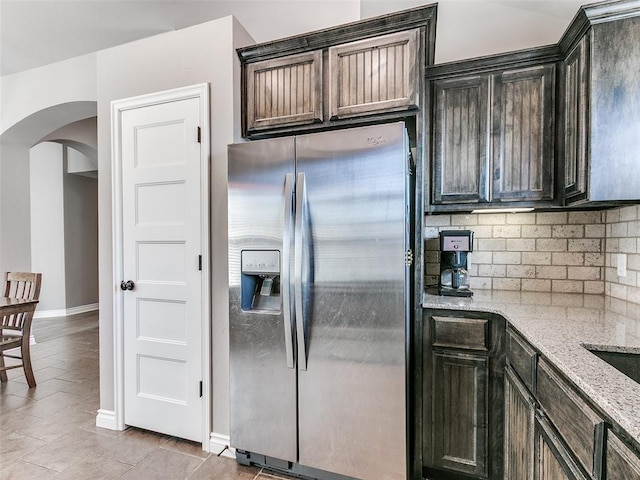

[606,431,640,480]
[534,413,588,480]
[421,310,505,480]
[504,366,535,480]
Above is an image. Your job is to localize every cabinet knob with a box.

[494,168,501,180]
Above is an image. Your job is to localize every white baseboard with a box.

[35,303,99,319]
[96,409,119,430]
[209,432,235,459]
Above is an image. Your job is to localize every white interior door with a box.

[120,95,203,442]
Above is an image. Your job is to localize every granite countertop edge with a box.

[422,289,640,445]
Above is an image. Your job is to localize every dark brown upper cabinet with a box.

[428,49,561,212]
[559,3,640,205]
[237,6,436,138]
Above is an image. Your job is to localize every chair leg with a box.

[0,352,7,383]
[21,336,36,388]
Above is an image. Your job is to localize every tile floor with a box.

[0,312,288,479]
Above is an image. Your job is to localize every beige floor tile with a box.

[120,448,203,479]
[20,428,98,472]
[91,427,170,466]
[14,391,84,419]
[56,454,132,479]
[16,405,95,442]
[162,437,210,459]
[0,459,58,480]
[0,432,48,467]
[186,455,260,480]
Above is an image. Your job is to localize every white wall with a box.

[29,142,66,311]
[95,15,254,439]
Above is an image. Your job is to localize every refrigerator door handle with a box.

[294,172,308,371]
[282,173,295,369]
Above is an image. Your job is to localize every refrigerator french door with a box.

[228,122,410,480]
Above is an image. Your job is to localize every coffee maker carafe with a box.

[438,230,474,297]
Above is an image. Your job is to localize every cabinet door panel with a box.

[246,51,323,131]
[534,413,588,480]
[607,431,640,480]
[563,32,590,203]
[329,29,420,119]
[493,65,555,202]
[431,350,488,477]
[432,75,490,204]
[505,367,535,480]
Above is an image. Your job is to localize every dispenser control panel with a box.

[241,250,280,275]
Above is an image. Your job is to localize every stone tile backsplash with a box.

[425,208,631,297]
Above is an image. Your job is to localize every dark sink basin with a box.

[584,346,640,384]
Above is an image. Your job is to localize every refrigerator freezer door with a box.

[295,123,408,480]
[228,137,297,462]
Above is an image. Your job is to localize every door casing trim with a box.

[110,83,211,450]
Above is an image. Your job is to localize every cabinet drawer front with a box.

[247,51,323,131]
[507,329,537,392]
[607,431,640,480]
[536,359,604,477]
[432,316,488,351]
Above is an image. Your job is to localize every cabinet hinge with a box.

[405,249,414,267]
[197,126,201,143]
[199,381,203,398]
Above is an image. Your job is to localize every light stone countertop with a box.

[423,289,640,444]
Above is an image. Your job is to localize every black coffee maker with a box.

[438,230,474,297]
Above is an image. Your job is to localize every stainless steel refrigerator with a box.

[228,122,410,480]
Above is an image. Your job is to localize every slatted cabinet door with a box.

[432,75,490,204]
[504,366,536,480]
[492,64,555,202]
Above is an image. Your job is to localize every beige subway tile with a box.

[568,211,603,225]
[493,225,521,238]
[605,282,612,296]
[536,238,568,252]
[585,224,606,239]
[584,253,605,267]
[568,239,601,252]
[470,251,493,264]
[605,266,619,282]
[470,277,492,290]
[506,213,536,225]
[627,286,640,305]
[628,254,640,272]
[606,238,619,254]
[522,225,552,238]
[477,238,506,251]
[425,263,440,276]
[425,215,451,227]
[611,222,628,238]
[619,205,638,222]
[424,251,439,263]
[425,275,438,286]
[638,237,640,253]
[620,238,638,254]
[552,280,584,293]
[627,220,640,237]
[607,209,621,224]
[536,266,567,279]
[493,252,521,265]
[451,214,478,226]
[610,282,628,300]
[493,278,521,291]
[468,264,479,276]
[522,252,552,265]
[584,281,605,295]
[478,213,507,225]
[471,225,493,239]
[424,227,440,240]
[552,225,584,238]
[568,266,602,280]
[552,253,584,266]
[620,270,638,287]
[536,212,568,225]
[507,238,536,252]
[507,265,535,278]
[521,279,551,292]
[479,264,506,277]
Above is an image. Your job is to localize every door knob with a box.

[120,280,135,291]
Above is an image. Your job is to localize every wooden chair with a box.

[0,272,42,387]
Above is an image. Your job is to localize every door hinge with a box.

[197,126,201,143]
[405,249,414,267]
[199,381,203,398]
[198,255,202,271]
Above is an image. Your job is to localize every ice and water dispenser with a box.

[241,250,281,312]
